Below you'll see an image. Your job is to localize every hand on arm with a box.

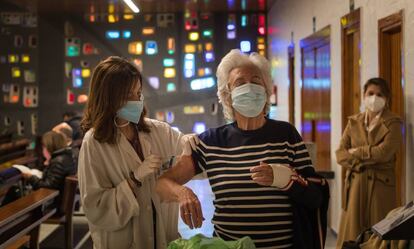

[156,155,204,229]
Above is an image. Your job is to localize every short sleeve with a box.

[191,139,207,175]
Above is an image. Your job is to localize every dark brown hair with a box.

[363,77,391,108]
[42,131,67,154]
[81,56,150,144]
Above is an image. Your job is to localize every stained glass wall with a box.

[0,3,39,138]
[0,0,268,135]
[62,4,267,133]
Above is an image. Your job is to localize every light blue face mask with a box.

[117,98,144,124]
[231,83,266,118]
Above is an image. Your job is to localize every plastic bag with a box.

[167,234,256,249]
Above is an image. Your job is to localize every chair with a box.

[44,175,80,249]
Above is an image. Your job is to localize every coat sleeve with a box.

[78,137,140,231]
[285,125,326,209]
[152,120,184,156]
[352,120,402,164]
[29,162,67,190]
[335,120,359,169]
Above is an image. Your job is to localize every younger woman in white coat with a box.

[78,56,192,249]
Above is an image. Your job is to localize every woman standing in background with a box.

[336,78,403,248]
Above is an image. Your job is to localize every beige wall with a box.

[268,0,414,232]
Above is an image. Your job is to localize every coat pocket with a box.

[374,171,395,187]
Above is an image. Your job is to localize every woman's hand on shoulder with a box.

[181,134,200,156]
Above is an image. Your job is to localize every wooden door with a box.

[301,26,331,171]
[288,45,295,125]
[379,11,405,205]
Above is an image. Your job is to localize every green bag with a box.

[167,234,256,249]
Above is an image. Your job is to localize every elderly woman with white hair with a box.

[156,49,329,249]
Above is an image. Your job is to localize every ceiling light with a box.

[123,0,140,13]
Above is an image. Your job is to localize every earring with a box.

[114,117,129,128]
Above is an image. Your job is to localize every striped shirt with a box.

[191,119,313,249]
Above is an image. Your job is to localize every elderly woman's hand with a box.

[250,162,274,186]
[178,186,204,229]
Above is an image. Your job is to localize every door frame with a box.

[341,8,361,131]
[288,44,295,125]
[341,8,361,193]
[378,10,406,205]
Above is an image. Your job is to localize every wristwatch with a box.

[129,171,142,187]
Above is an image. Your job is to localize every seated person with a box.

[63,111,83,141]
[53,122,79,168]
[53,122,73,146]
[22,131,76,192]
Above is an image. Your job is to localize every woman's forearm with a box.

[156,173,186,202]
[156,155,196,202]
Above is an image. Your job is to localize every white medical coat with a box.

[78,119,183,249]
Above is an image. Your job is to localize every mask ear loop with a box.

[114,116,129,128]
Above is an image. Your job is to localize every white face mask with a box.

[364,95,386,113]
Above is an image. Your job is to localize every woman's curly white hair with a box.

[216,49,273,121]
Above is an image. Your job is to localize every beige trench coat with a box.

[335,110,402,249]
[78,119,184,249]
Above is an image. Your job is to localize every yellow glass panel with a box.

[124,14,134,20]
[258,44,266,50]
[183,106,205,114]
[205,43,213,51]
[164,68,176,78]
[108,14,117,23]
[168,38,175,52]
[8,54,18,63]
[82,69,91,78]
[257,37,265,43]
[189,32,199,41]
[12,67,21,78]
[156,111,165,121]
[128,42,143,55]
[77,94,88,103]
[198,68,205,76]
[108,3,115,13]
[184,44,196,53]
[142,27,155,35]
[22,54,30,63]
